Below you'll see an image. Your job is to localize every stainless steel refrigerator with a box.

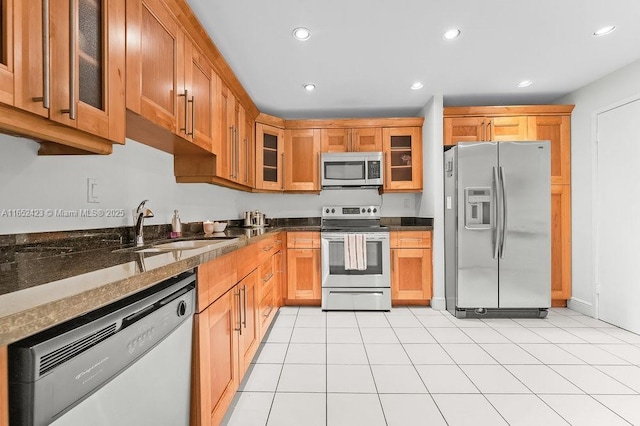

[444,141,551,318]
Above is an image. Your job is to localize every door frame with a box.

[592,93,640,320]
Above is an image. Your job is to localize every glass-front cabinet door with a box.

[0,0,14,104]
[255,123,284,191]
[13,0,125,143]
[382,127,423,191]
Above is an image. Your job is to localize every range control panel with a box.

[322,205,381,219]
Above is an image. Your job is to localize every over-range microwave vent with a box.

[39,323,117,376]
[321,152,384,188]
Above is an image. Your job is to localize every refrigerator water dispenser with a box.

[464,187,492,229]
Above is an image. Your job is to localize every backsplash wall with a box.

[0,134,422,235]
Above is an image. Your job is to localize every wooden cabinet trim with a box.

[444,105,575,117]
[256,113,285,128]
[285,117,424,129]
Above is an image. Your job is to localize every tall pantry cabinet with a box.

[444,105,574,305]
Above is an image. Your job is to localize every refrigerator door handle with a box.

[499,166,508,258]
[493,166,500,259]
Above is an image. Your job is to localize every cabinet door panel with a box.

[0,0,14,104]
[287,249,320,301]
[13,0,47,117]
[490,116,528,141]
[353,127,382,151]
[255,123,283,190]
[183,39,214,152]
[551,184,571,301]
[529,115,571,185]
[284,128,320,191]
[128,0,178,132]
[383,127,422,191]
[444,117,484,146]
[391,248,432,301]
[238,271,258,376]
[321,128,348,152]
[192,289,239,426]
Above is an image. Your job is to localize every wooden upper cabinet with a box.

[443,117,484,146]
[443,116,527,146]
[284,129,321,191]
[239,105,255,188]
[180,36,215,152]
[255,122,284,191]
[528,115,571,185]
[320,127,382,152]
[382,127,423,191]
[11,0,125,143]
[127,0,179,132]
[0,0,14,105]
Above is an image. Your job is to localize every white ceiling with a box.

[186,0,640,119]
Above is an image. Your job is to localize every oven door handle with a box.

[321,234,389,242]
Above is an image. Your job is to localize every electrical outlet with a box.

[403,198,411,209]
[87,178,99,203]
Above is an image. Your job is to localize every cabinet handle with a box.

[263,245,274,252]
[244,137,249,184]
[189,95,195,137]
[281,152,285,190]
[235,289,242,335]
[33,0,51,108]
[230,126,236,178]
[241,285,247,328]
[179,90,189,135]
[384,152,390,187]
[391,251,394,273]
[263,273,274,283]
[236,127,240,180]
[61,0,77,120]
[264,305,273,318]
[487,120,493,141]
[348,129,352,151]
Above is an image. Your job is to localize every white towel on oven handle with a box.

[344,233,367,270]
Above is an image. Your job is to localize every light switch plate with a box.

[87,178,99,203]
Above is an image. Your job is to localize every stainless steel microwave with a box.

[321,152,384,188]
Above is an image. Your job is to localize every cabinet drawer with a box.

[196,251,237,312]
[237,243,258,281]
[255,235,278,259]
[391,231,431,248]
[287,232,320,249]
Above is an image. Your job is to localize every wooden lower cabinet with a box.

[257,252,278,339]
[551,184,572,304]
[237,270,259,376]
[192,288,239,426]
[390,231,433,305]
[286,232,321,305]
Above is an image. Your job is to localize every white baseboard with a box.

[430,297,446,311]
[567,297,594,317]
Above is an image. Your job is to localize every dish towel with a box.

[344,234,367,270]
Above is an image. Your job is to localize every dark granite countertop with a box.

[0,218,431,346]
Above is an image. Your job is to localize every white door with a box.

[596,97,640,334]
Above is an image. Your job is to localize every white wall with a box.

[0,135,244,234]
[557,58,640,316]
[417,95,445,309]
[0,132,423,235]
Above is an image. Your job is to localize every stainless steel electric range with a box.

[320,205,391,311]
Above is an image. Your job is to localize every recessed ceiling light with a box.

[442,29,461,40]
[292,27,311,41]
[303,83,316,91]
[593,25,616,36]
[517,80,533,88]
[410,82,424,90]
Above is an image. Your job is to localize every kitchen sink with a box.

[152,240,227,250]
[114,237,238,253]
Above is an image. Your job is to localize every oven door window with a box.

[324,161,365,180]
[328,240,383,275]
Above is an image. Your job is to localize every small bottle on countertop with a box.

[171,210,182,238]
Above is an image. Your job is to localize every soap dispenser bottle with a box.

[171,210,182,238]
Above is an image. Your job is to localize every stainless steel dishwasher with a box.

[8,271,196,426]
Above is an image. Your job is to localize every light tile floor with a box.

[222,307,640,426]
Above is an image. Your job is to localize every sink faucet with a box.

[134,200,154,246]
